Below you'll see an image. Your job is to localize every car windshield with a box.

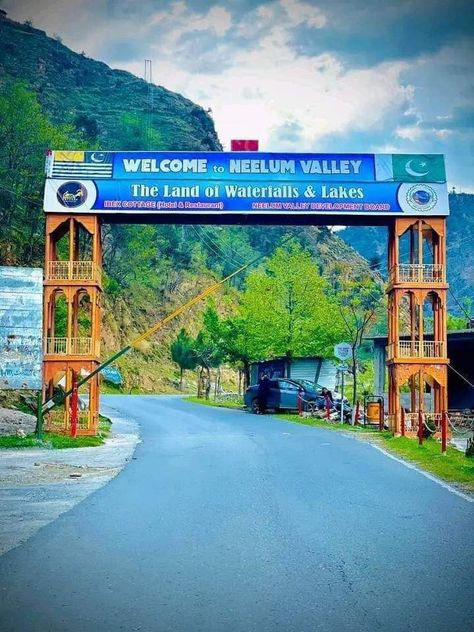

[294,379,317,391]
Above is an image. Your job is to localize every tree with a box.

[0,81,86,265]
[170,329,197,391]
[239,242,345,362]
[192,329,224,399]
[328,262,384,406]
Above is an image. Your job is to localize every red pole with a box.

[418,410,423,446]
[379,398,384,432]
[441,411,447,455]
[400,407,405,437]
[297,392,303,416]
[70,380,78,438]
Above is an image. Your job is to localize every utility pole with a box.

[144,59,154,150]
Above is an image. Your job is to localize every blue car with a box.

[244,378,323,413]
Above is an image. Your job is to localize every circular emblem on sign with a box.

[56,181,88,208]
[405,184,437,212]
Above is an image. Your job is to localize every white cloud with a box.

[152,3,232,41]
[3,0,472,187]
[280,0,327,28]
[395,125,423,141]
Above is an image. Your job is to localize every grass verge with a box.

[185,395,244,410]
[376,434,474,491]
[0,414,112,449]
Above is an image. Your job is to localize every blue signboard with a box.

[100,366,123,386]
[44,151,449,217]
[0,267,43,390]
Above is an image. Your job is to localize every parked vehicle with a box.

[244,378,320,413]
[244,378,351,415]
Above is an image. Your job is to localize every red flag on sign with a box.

[231,140,259,151]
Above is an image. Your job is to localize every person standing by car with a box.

[321,387,333,417]
[257,373,270,414]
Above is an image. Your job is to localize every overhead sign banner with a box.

[43,151,449,217]
[0,267,43,390]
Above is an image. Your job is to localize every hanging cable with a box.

[193,225,247,267]
[190,225,246,269]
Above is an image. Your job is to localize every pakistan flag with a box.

[392,154,446,182]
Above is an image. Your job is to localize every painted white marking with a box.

[370,443,474,504]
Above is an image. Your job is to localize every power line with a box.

[197,225,247,267]
[191,225,246,269]
[448,362,474,390]
[0,183,41,205]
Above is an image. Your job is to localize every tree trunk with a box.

[197,367,203,398]
[204,367,211,400]
[351,345,358,407]
[179,367,184,391]
[243,360,250,390]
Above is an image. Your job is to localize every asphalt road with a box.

[0,395,472,632]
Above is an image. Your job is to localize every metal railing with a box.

[389,264,445,284]
[47,260,101,283]
[45,337,98,356]
[387,340,445,359]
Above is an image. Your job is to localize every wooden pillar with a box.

[387,218,449,436]
[43,214,102,435]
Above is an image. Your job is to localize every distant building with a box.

[250,356,338,389]
[369,329,474,410]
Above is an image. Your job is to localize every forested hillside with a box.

[0,13,379,393]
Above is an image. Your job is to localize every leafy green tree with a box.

[170,328,197,390]
[327,262,384,405]
[239,242,345,362]
[0,81,85,264]
[192,307,225,399]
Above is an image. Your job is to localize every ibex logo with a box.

[56,182,88,208]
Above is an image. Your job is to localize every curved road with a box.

[0,395,472,631]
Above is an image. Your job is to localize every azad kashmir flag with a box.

[375,154,446,183]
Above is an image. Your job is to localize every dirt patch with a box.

[0,462,120,487]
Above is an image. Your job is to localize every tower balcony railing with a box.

[47,260,102,283]
[46,409,93,432]
[45,337,99,356]
[387,340,445,360]
[388,263,445,285]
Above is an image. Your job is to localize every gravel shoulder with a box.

[0,403,139,556]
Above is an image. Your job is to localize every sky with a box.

[3,0,473,190]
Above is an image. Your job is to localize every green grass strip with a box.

[0,414,112,449]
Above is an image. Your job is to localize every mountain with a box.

[0,12,381,393]
[0,12,221,151]
[340,193,474,319]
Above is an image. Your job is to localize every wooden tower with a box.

[387,218,448,434]
[43,214,102,435]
